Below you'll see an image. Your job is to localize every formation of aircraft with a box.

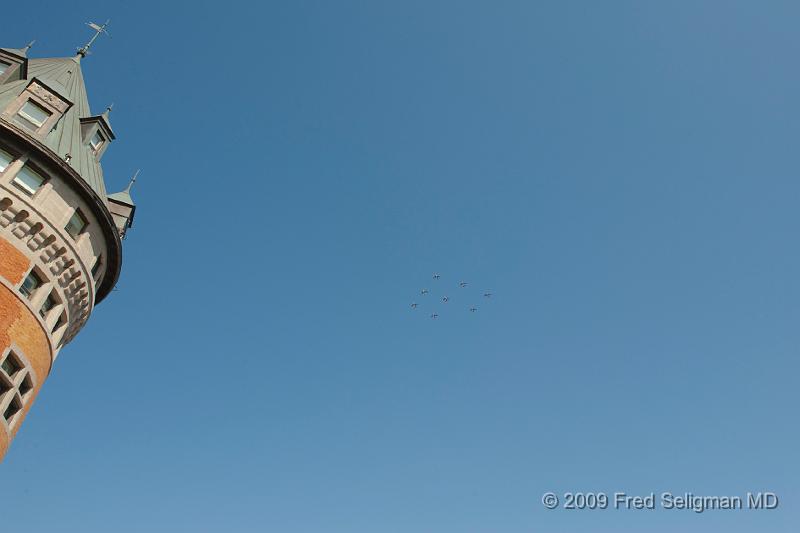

[411,273,492,319]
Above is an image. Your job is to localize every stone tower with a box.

[0,38,136,461]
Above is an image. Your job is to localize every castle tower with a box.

[0,34,136,461]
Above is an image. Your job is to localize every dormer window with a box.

[89,130,105,153]
[0,48,28,84]
[65,209,88,239]
[15,100,52,132]
[80,112,115,159]
[12,165,45,195]
[1,79,71,138]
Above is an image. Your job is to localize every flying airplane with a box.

[442,296,449,303]
[459,282,468,288]
[483,292,492,298]
[470,307,477,312]
[430,313,439,319]
[421,289,429,295]
[411,303,418,309]
[433,273,441,280]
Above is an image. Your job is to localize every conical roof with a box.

[0,46,30,59]
[107,188,133,205]
[0,55,109,198]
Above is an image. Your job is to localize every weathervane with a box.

[77,19,111,58]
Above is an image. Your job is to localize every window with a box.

[0,61,8,75]
[3,397,21,422]
[65,209,88,238]
[19,270,42,299]
[12,166,45,195]
[1,353,22,378]
[15,100,52,131]
[0,149,12,172]
[52,313,66,333]
[89,130,105,152]
[0,350,34,428]
[40,292,58,318]
[19,375,33,397]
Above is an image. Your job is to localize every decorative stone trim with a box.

[0,120,121,304]
[28,80,71,113]
[0,190,94,347]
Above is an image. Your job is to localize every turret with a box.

[108,170,137,239]
[0,23,138,461]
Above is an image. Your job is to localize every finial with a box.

[76,19,111,58]
[125,169,140,193]
[23,40,36,53]
[106,103,114,114]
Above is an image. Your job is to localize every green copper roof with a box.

[0,55,110,198]
[0,46,30,59]
[108,169,137,209]
[108,188,133,205]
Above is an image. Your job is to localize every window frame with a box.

[0,348,36,431]
[39,291,58,319]
[64,208,89,239]
[0,374,11,396]
[89,130,105,153]
[12,164,46,196]
[0,352,22,379]
[52,312,67,334]
[19,269,43,300]
[19,375,33,397]
[15,99,52,132]
[3,395,22,423]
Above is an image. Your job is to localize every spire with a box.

[76,20,111,58]
[1,40,35,59]
[108,170,139,206]
[125,169,138,194]
[101,103,114,121]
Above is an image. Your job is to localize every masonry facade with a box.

[0,43,135,461]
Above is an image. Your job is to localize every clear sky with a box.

[2,1,799,531]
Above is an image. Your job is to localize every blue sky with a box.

[3,1,799,531]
